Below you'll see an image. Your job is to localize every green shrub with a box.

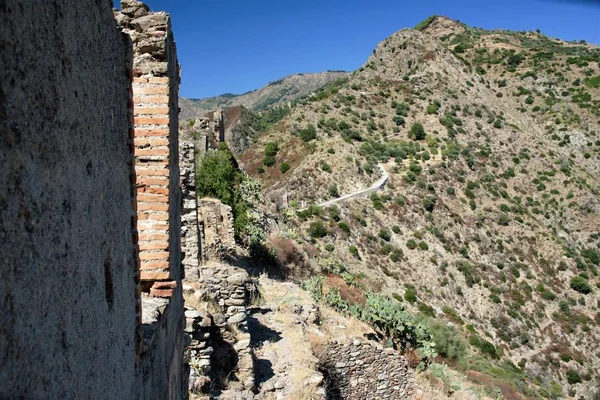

[414,15,436,31]
[309,221,327,238]
[328,205,340,222]
[299,124,317,142]
[378,229,391,242]
[325,244,335,252]
[338,221,350,235]
[393,115,405,126]
[470,335,499,358]
[349,245,360,258]
[567,369,582,384]
[418,302,435,317]
[280,162,290,173]
[498,213,510,226]
[423,196,437,212]
[404,285,417,304]
[263,155,276,167]
[196,143,249,238]
[406,239,417,250]
[380,243,392,255]
[418,241,429,251]
[582,248,600,265]
[328,184,339,197]
[390,249,403,262]
[426,319,467,361]
[264,142,279,156]
[320,162,332,173]
[409,123,426,140]
[570,276,592,294]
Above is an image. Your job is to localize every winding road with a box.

[303,165,389,210]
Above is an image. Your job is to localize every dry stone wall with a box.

[320,340,415,399]
[0,1,138,398]
[198,199,236,259]
[180,140,202,280]
[183,263,256,396]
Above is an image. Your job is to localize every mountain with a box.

[179,71,350,121]
[238,15,600,399]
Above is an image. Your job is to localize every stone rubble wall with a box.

[198,199,236,259]
[192,118,210,158]
[320,340,415,399]
[179,141,202,280]
[182,263,256,397]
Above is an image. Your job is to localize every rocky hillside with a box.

[239,16,600,399]
[180,71,349,120]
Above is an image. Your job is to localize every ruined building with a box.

[1,1,186,398]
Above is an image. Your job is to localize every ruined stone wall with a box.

[186,262,256,391]
[198,199,236,259]
[0,1,138,397]
[117,2,186,399]
[320,341,415,399]
[180,141,202,280]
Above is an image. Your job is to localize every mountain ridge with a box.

[179,71,350,121]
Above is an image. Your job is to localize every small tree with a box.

[309,221,327,238]
[566,369,582,384]
[409,123,426,140]
[570,276,592,294]
[328,184,339,197]
[299,124,317,142]
[378,229,391,242]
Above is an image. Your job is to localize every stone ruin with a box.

[319,340,415,399]
[1,1,418,398]
[1,0,186,397]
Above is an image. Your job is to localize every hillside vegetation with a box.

[237,16,600,399]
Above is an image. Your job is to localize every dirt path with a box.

[249,279,324,399]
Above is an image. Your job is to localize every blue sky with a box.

[117,0,600,98]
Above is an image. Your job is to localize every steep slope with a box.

[180,71,349,120]
[240,17,600,399]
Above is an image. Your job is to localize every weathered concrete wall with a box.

[0,1,138,398]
